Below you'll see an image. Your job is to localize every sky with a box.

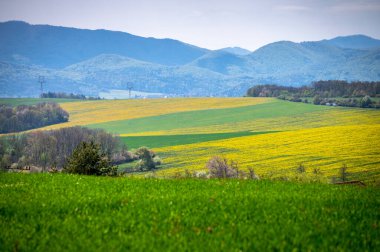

[0,0,379,51]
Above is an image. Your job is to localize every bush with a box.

[360,95,372,108]
[296,163,306,173]
[339,164,348,182]
[248,167,260,180]
[112,146,137,164]
[312,95,322,105]
[64,141,117,176]
[206,156,238,178]
[135,147,156,171]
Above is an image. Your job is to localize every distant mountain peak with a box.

[218,47,251,55]
[322,34,380,50]
[0,20,209,68]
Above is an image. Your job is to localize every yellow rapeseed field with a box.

[155,124,380,180]
[6,97,378,181]
[41,97,271,130]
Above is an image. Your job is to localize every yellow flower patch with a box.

[155,125,380,180]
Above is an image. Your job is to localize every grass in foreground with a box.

[1,173,379,251]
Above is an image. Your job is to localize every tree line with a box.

[0,126,161,175]
[246,81,380,108]
[0,102,69,133]
[41,92,101,100]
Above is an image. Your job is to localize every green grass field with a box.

[1,173,379,251]
[0,98,81,106]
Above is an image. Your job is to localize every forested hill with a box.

[0,21,209,68]
[1,21,380,97]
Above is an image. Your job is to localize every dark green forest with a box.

[0,102,69,133]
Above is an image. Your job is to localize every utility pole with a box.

[127,82,133,99]
[38,75,45,98]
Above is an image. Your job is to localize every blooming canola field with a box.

[53,98,380,180]
[2,97,379,181]
[155,125,380,181]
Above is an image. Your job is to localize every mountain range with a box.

[0,21,379,97]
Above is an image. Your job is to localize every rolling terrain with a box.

[1,97,379,251]
[2,97,379,182]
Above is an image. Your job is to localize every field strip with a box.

[120,106,380,136]
[87,100,328,134]
[37,97,271,130]
[120,131,276,149]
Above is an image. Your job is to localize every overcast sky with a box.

[0,0,379,51]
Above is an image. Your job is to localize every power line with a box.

[38,75,45,98]
[127,82,133,99]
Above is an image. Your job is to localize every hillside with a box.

[0,21,380,97]
[3,97,378,182]
[194,40,380,82]
[1,97,379,252]
[322,34,380,50]
[0,21,208,68]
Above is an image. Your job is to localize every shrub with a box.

[296,163,306,173]
[135,147,156,171]
[359,95,372,108]
[112,147,137,165]
[193,170,209,179]
[153,156,162,166]
[313,168,321,174]
[313,95,322,105]
[339,164,348,182]
[248,167,260,180]
[206,156,238,178]
[64,141,117,176]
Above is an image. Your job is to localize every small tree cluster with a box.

[41,92,101,100]
[312,95,378,108]
[64,141,117,176]
[134,147,160,171]
[0,126,127,171]
[168,158,260,180]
